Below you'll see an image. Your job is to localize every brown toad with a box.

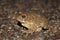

[17,12,49,34]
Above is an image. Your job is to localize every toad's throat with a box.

[17,21,28,30]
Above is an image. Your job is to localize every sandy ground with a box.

[0,0,60,40]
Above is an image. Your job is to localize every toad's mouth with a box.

[17,21,28,30]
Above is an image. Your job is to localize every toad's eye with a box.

[22,15,27,18]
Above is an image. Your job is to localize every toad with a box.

[16,12,49,35]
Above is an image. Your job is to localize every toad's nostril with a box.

[17,21,28,30]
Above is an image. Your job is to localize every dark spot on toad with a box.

[22,15,27,18]
[17,21,28,30]
[42,27,48,31]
